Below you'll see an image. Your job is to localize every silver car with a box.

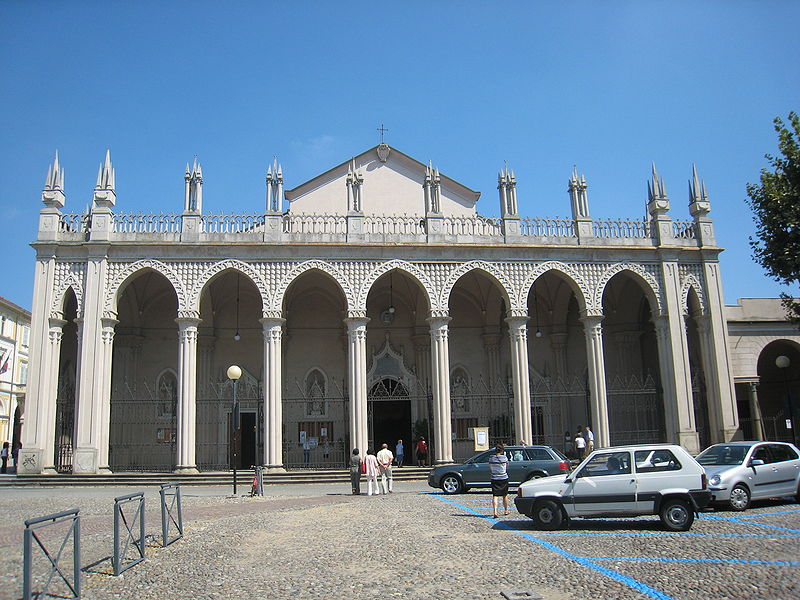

[696,441,800,511]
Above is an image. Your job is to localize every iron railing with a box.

[23,509,81,600]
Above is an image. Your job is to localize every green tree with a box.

[746,112,800,325]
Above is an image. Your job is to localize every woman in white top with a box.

[363,449,381,496]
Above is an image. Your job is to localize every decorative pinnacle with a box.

[95,149,115,191]
[44,151,65,191]
[648,163,668,202]
[689,163,708,204]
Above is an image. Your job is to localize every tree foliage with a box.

[746,112,800,325]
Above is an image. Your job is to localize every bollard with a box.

[159,483,184,547]
[23,509,81,600]
[113,492,145,576]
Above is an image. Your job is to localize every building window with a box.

[20,362,27,384]
[22,326,30,347]
[157,371,178,419]
[305,368,327,417]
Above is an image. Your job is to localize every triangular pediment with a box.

[285,145,480,217]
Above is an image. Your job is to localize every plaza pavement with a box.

[1,479,799,600]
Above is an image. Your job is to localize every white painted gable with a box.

[285,145,480,217]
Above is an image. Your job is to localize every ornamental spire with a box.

[41,151,65,209]
[92,149,116,208]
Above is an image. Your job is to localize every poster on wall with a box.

[299,431,307,444]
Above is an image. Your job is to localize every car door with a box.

[570,451,637,514]
[634,448,684,512]
[766,444,800,496]
[462,451,492,486]
[749,444,782,499]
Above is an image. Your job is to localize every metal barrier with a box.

[159,483,183,547]
[251,465,264,496]
[113,492,145,576]
[23,508,81,600]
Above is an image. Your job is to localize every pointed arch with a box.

[440,261,514,312]
[51,277,84,319]
[104,260,185,317]
[522,261,589,315]
[595,262,662,315]
[272,260,353,314]
[681,274,707,316]
[359,260,433,313]
[193,260,267,314]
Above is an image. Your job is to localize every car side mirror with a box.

[750,458,765,467]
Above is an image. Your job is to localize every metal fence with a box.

[23,509,81,600]
[113,492,145,576]
[159,483,184,547]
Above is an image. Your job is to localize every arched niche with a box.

[54,288,79,473]
[756,339,800,442]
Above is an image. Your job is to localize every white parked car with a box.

[696,441,800,511]
[514,444,711,531]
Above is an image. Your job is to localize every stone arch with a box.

[51,277,83,319]
[522,261,589,315]
[680,275,706,316]
[440,261,514,312]
[273,260,353,314]
[193,260,267,315]
[595,262,661,315]
[105,260,185,317]
[358,260,434,313]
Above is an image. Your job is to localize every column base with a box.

[263,465,286,473]
[16,448,47,474]
[722,428,741,443]
[173,466,200,474]
[677,431,700,455]
[98,467,113,475]
[434,459,454,465]
[72,448,100,474]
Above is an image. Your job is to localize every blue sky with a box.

[1,1,798,311]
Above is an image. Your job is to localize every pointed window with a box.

[305,368,327,417]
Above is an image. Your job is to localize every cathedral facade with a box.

[19,144,738,474]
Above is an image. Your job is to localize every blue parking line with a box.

[700,513,800,534]
[526,532,800,539]
[736,508,800,519]
[588,556,800,566]
[432,494,678,600]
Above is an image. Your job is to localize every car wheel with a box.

[531,499,563,531]
[440,474,463,494]
[660,499,694,531]
[728,484,751,511]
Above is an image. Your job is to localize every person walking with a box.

[0,441,8,474]
[583,425,595,458]
[489,444,510,519]
[377,443,394,494]
[416,437,428,466]
[349,448,362,495]
[363,449,380,496]
[395,439,404,467]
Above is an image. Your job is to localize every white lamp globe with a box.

[227,365,242,380]
[776,355,790,369]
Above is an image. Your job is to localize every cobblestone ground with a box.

[1,483,799,600]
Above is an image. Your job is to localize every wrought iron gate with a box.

[54,378,75,473]
[607,373,666,445]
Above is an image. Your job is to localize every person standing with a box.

[363,449,381,496]
[574,428,586,459]
[488,444,510,519]
[416,437,428,466]
[0,441,8,474]
[377,443,394,494]
[564,431,573,459]
[395,439,404,467]
[349,448,362,495]
[583,425,595,458]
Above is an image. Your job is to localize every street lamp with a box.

[227,365,242,494]
[775,355,797,445]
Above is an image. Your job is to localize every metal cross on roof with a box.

[377,124,389,144]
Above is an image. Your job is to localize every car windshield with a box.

[696,445,748,466]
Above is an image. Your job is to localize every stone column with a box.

[747,381,764,441]
[506,313,533,445]
[175,317,201,473]
[19,253,59,474]
[261,316,286,471]
[428,314,453,464]
[654,316,698,453]
[581,315,610,448]
[97,317,118,473]
[412,331,431,391]
[700,262,739,441]
[345,315,369,455]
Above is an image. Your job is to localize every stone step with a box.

[0,468,431,487]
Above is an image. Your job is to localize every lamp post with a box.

[775,356,796,445]
[227,365,242,495]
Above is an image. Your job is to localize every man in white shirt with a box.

[583,425,595,458]
[376,443,394,494]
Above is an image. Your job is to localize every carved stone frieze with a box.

[104,259,187,314]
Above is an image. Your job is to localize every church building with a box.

[20,143,743,474]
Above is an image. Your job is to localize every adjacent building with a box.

[0,295,30,457]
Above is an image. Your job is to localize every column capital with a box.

[506,308,529,320]
[259,316,286,328]
[505,314,529,329]
[48,317,68,329]
[101,317,119,329]
[579,314,604,328]
[344,315,370,331]
[175,316,202,330]
[426,314,451,329]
